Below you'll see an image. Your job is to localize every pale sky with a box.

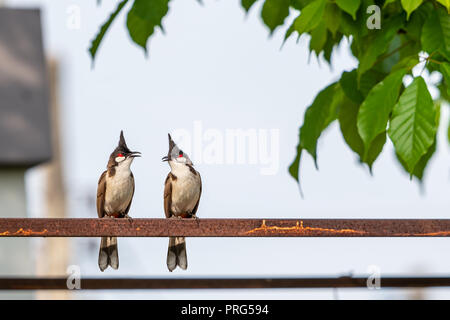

[7,0,450,299]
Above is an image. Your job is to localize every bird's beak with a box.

[129,151,141,158]
[162,156,169,162]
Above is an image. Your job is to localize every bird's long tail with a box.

[98,236,119,272]
[167,237,187,272]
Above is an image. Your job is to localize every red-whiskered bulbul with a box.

[162,134,202,272]
[96,130,141,272]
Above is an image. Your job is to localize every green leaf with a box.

[288,146,303,183]
[388,76,437,174]
[290,0,313,10]
[375,35,401,73]
[282,19,297,45]
[396,140,435,181]
[309,22,328,56]
[339,68,383,104]
[89,0,129,61]
[357,69,406,161]
[261,0,290,34]
[401,0,423,20]
[438,77,450,102]
[339,10,359,37]
[448,117,450,145]
[336,0,361,20]
[242,0,259,12]
[288,83,341,182]
[357,15,404,79]
[293,0,326,35]
[126,0,169,52]
[365,132,387,170]
[358,69,384,97]
[299,82,341,162]
[396,103,439,181]
[338,97,364,158]
[340,70,364,103]
[338,96,387,169]
[391,55,419,72]
[437,0,450,13]
[384,0,398,7]
[440,62,450,97]
[412,139,436,180]
[322,32,341,64]
[324,3,341,36]
[421,7,450,60]
[404,2,433,41]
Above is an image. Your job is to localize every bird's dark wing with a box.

[123,172,135,216]
[164,173,174,219]
[96,171,107,218]
[190,172,202,216]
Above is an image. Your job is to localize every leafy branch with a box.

[88,0,450,188]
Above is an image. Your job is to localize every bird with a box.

[96,130,141,272]
[162,133,202,272]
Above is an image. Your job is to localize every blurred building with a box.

[0,8,51,299]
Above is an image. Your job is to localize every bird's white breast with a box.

[170,164,201,215]
[104,165,134,214]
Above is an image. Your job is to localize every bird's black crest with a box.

[168,133,175,152]
[114,130,131,154]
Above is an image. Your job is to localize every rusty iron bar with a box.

[1,218,450,237]
[1,277,450,290]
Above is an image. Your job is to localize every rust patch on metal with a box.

[14,228,49,236]
[244,220,368,236]
[393,231,450,237]
[0,228,48,236]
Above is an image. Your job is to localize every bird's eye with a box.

[178,151,183,157]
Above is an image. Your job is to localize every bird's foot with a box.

[123,214,133,224]
[191,214,200,226]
